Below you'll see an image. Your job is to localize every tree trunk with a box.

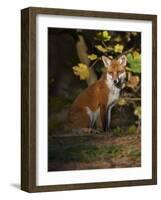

[76,34,97,86]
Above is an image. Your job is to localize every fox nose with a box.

[113,79,119,84]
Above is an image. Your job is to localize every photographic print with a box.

[21,7,157,192]
[48,28,141,171]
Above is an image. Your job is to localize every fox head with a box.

[102,55,127,86]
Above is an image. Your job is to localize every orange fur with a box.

[68,79,109,128]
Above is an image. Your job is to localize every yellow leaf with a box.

[134,106,141,119]
[72,63,90,80]
[133,51,141,60]
[114,35,122,42]
[114,44,124,53]
[102,31,111,41]
[95,45,107,53]
[117,98,127,106]
[126,72,140,90]
[102,31,108,38]
[88,54,98,60]
[96,32,102,37]
[131,32,138,36]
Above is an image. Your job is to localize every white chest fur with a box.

[106,80,120,107]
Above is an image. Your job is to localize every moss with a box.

[112,126,125,136]
[112,125,137,136]
[82,145,122,162]
[128,148,141,160]
[49,143,122,163]
[127,125,137,135]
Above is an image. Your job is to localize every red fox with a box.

[67,55,127,132]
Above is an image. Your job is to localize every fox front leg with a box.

[104,103,116,133]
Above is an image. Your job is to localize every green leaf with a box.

[127,53,133,63]
[127,52,141,73]
[127,125,137,135]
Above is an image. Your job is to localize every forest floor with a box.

[48,128,141,171]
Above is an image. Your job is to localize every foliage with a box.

[95,45,108,53]
[88,54,98,60]
[112,127,124,136]
[114,44,124,53]
[126,72,140,90]
[128,148,141,160]
[134,106,141,119]
[127,51,141,73]
[96,31,111,41]
[73,63,90,80]
[127,125,137,135]
[112,125,137,136]
[117,98,127,106]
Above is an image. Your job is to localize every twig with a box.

[102,41,108,49]
[89,58,100,68]
[123,97,141,101]
[116,48,134,59]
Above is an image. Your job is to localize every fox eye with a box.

[118,70,124,74]
[108,72,113,75]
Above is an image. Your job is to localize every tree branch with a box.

[76,34,97,86]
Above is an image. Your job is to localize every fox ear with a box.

[102,56,111,68]
[118,55,127,66]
